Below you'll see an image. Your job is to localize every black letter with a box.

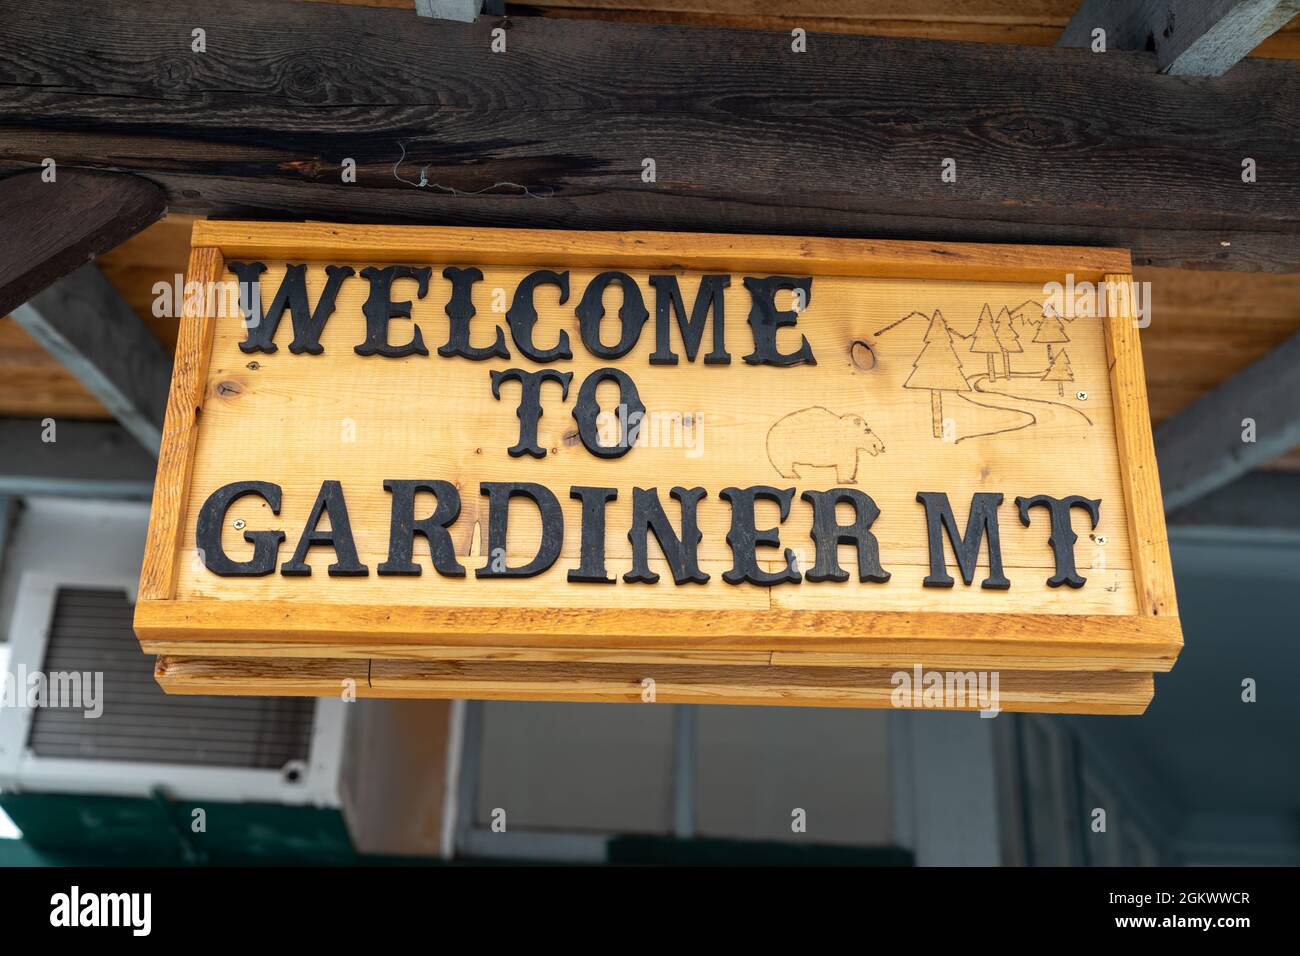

[491,368,573,458]
[506,270,572,362]
[1016,494,1101,589]
[624,487,710,585]
[196,481,285,576]
[571,368,646,459]
[742,276,816,367]
[355,265,431,358]
[720,485,801,586]
[569,486,618,584]
[801,488,891,583]
[281,480,369,576]
[648,274,731,365]
[230,262,354,354]
[476,482,563,578]
[439,266,509,360]
[576,271,650,359]
[378,480,466,577]
[916,491,1009,589]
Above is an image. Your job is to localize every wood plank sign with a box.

[135,222,1182,714]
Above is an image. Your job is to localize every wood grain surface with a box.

[154,653,1155,715]
[2,0,1298,271]
[132,224,1183,711]
[175,228,1138,614]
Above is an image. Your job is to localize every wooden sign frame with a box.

[135,221,1180,713]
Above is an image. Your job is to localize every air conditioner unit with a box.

[0,571,345,806]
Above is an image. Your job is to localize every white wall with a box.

[475,700,894,846]
[0,497,150,643]
[696,705,891,845]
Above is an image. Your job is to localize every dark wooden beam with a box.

[1156,329,1300,510]
[0,168,165,319]
[0,418,155,499]
[1060,0,1300,76]
[10,264,172,454]
[1,0,1298,271]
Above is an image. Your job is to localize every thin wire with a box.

[392,141,553,198]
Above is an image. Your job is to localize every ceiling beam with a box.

[414,0,483,21]
[0,418,156,499]
[11,264,172,455]
[1166,470,1300,533]
[1060,0,1300,76]
[1156,329,1300,511]
[2,0,1298,272]
[0,168,165,319]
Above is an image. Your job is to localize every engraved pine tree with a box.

[904,310,971,438]
[1033,308,1070,362]
[994,306,1023,377]
[1042,348,1074,397]
[969,304,1001,380]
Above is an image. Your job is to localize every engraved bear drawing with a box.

[766,406,885,484]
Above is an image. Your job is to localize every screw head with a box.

[232,519,246,531]
[1076,390,1088,401]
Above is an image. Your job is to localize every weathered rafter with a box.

[0,418,156,499]
[11,264,172,455]
[1166,470,1300,533]
[0,168,164,318]
[414,0,492,21]
[1060,0,1300,76]
[1,0,1298,271]
[1155,329,1300,510]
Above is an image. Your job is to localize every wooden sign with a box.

[135,222,1181,714]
